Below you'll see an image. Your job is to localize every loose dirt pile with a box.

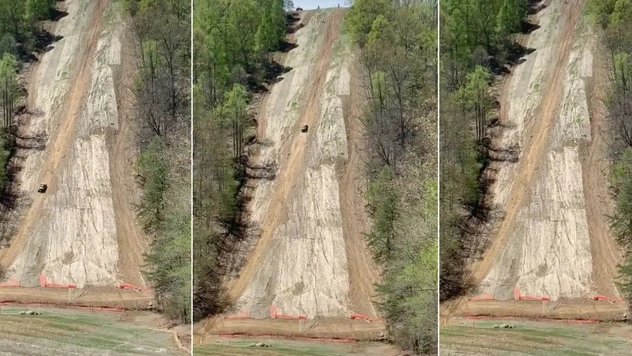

[0,0,147,294]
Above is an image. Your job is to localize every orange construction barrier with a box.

[593,295,624,303]
[0,279,20,287]
[224,309,251,319]
[469,292,494,301]
[275,314,308,320]
[46,283,77,289]
[119,283,150,292]
[268,304,306,320]
[349,313,378,321]
[39,274,76,288]
[513,286,550,301]
[518,295,550,301]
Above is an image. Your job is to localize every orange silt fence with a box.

[518,295,550,301]
[269,305,306,320]
[224,309,251,319]
[39,274,76,288]
[593,295,624,302]
[469,292,494,301]
[119,283,150,292]
[275,314,308,320]
[349,313,378,321]
[0,279,20,287]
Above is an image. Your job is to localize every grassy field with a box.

[441,319,632,355]
[195,337,398,356]
[0,306,185,355]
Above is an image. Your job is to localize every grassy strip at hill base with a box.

[0,307,184,355]
[195,338,397,356]
[441,319,632,356]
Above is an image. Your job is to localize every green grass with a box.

[0,307,183,355]
[195,343,344,356]
[195,338,395,356]
[441,320,632,355]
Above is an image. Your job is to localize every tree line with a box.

[121,0,191,323]
[440,0,528,300]
[192,0,291,321]
[586,0,632,306]
[346,0,438,353]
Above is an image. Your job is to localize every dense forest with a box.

[440,0,528,299]
[121,0,191,323]
[586,0,632,305]
[192,0,291,320]
[345,0,438,353]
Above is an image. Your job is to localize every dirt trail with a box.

[0,0,148,302]
[471,0,583,292]
[446,0,623,318]
[0,0,106,273]
[226,10,344,303]
[109,18,148,287]
[203,8,380,339]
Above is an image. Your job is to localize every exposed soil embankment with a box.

[0,0,148,302]
[447,0,624,319]
[201,8,381,339]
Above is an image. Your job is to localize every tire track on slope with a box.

[467,0,585,298]
[110,23,148,287]
[227,9,344,303]
[0,0,107,271]
[583,37,622,298]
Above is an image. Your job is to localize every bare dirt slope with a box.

[449,0,623,317]
[202,8,380,338]
[0,0,147,293]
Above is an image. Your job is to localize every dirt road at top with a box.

[446,0,624,318]
[0,0,147,294]
[202,9,380,338]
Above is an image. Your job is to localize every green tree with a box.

[345,0,391,47]
[457,65,491,144]
[137,136,169,231]
[24,0,54,24]
[0,53,18,129]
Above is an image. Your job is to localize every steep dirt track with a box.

[0,0,147,303]
[202,9,380,339]
[475,0,585,296]
[0,0,106,276]
[109,18,148,287]
[446,0,623,319]
[582,36,621,298]
[226,10,346,307]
